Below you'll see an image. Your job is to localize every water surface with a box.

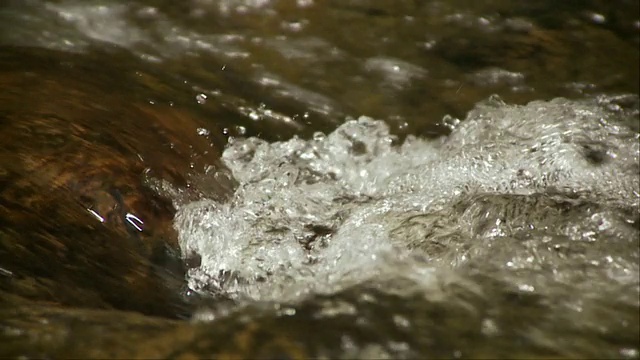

[0,0,638,358]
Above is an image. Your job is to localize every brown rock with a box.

[0,46,236,317]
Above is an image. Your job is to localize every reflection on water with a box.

[0,0,638,358]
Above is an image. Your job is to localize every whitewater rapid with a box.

[174,95,638,311]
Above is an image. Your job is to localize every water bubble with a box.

[587,12,606,24]
[441,114,460,131]
[312,132,326,141]
[484,94,506,107]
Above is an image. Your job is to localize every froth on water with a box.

[174,95,639,358]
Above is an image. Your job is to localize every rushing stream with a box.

[0,0,638,359]
[178,95,640,303]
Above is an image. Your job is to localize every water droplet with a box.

[392,314,410,328]
[587,12,606,24]
[481,318,499,336]
[620,348,638,358]
[125,213,144,232]
[518,284,535,292]
[249,111,260,121]
[87,209,105,223]
[197,127,210,136]
[196,93,207,104]
[281,307,296,316]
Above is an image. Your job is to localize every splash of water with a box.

[175,95,639,307]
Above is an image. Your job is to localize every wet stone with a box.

[0,46,237,318]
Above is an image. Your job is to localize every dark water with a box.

[0,0,638,358]
[1,0,638,139]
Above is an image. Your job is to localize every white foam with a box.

[175,95,640,303]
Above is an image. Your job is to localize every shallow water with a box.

[0,0,639,359]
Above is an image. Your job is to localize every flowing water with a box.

[174,95,640,358]
[0,0,638,358]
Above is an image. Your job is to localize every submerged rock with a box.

[0,46,236,317]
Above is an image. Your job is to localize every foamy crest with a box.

[175,95,639,304]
